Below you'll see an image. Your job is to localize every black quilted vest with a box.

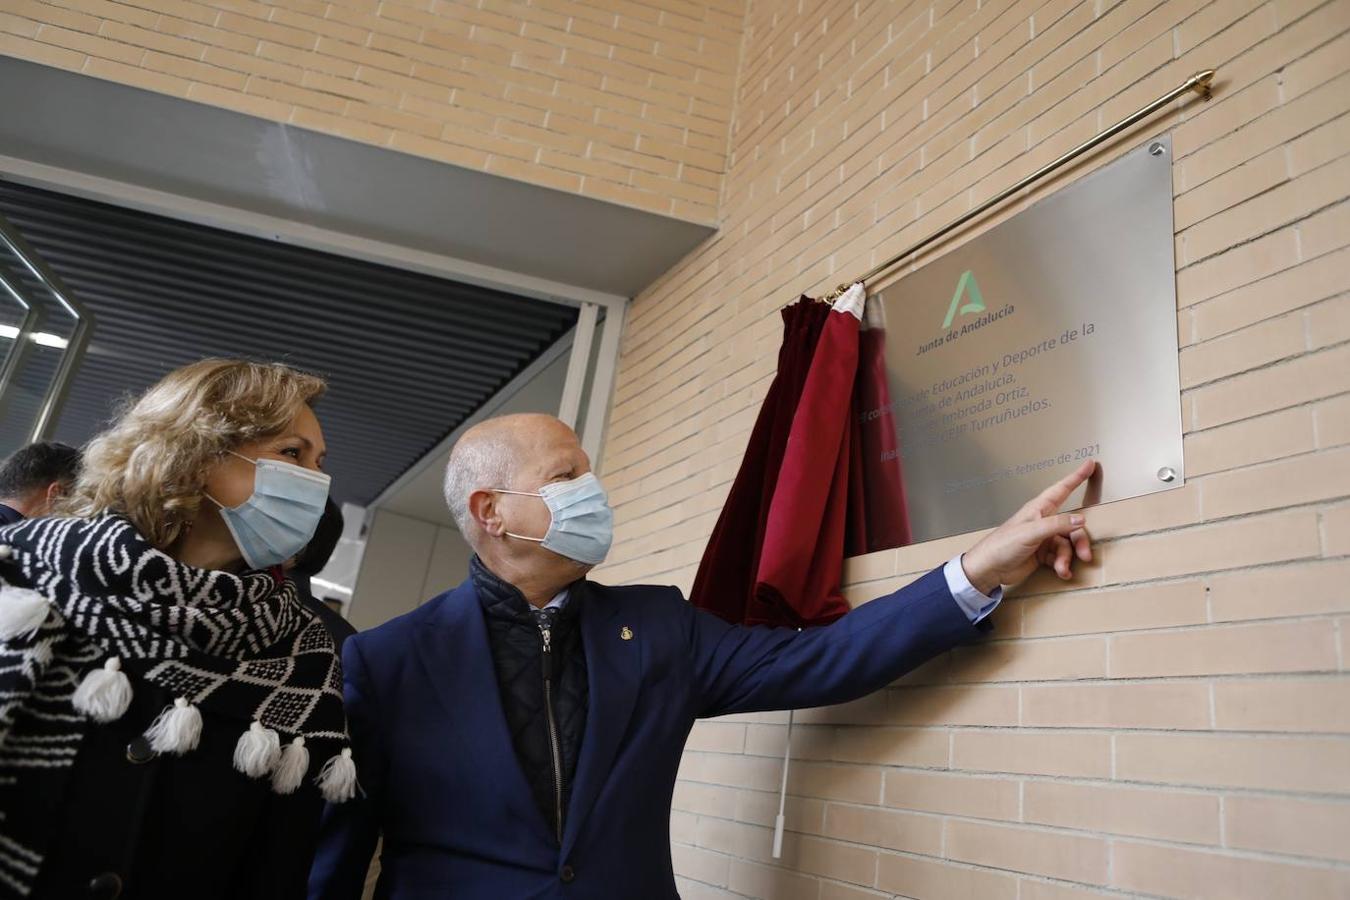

[471,557,589,844]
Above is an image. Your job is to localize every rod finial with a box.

[1189,69,1216,100]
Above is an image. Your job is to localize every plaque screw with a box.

[1157,466,1177,482]
[1149,142,1167,156]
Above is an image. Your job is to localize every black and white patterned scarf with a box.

[0,514,356,897]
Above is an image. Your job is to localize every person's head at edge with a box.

[0,441,82,518]
[291,497,345,579]
[57,358,328,572]
[445,413,608,607]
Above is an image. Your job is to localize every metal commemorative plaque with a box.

[856,135,1183,550]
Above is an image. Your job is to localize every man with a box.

[309,414,1095,899]
[0,441,81,525]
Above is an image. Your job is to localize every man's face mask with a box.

[493,472,613,566]
[208,451,332,570]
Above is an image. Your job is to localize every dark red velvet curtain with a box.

[751,299,859,626]
[692,291,917,628]
[849,325,913,554]
[689,300,832,626]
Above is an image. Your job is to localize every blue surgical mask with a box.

[494,472,613,565]
[208,451,331,570]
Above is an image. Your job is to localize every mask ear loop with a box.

[203,450,256,513]
[489,488,550,544]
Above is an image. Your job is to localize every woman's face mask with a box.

[208,451,331,570]
[493,472,613,566]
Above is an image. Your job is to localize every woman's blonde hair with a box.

[59,358,326,549]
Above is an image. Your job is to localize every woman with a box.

[0,359,357,900]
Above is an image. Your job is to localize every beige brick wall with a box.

[0,0,744,223]
[597,0,1350,897]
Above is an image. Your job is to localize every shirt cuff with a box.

[944,554,1003,624]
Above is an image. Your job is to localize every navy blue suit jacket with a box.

[307,565,982,899]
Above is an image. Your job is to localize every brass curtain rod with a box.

[818,68,1216,302]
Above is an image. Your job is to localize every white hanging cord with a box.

[772,708,794,858]
[773,626,806,859]
[772,604,799,863]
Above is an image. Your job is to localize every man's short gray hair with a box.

[443,430,516,545]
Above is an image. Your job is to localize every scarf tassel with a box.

[316,747,359,803]
[72,656,133,722]
[232,720,282,778]
[0,584,50,641]
[145,697,203,755]
[271,736,309,795]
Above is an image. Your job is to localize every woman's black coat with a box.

[30,668,324,900]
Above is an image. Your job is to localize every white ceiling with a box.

[0,57,714,298]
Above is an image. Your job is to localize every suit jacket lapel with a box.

[414,580,553,847]
[562,582,640,858]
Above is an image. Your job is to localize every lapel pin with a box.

[620,625,634,641]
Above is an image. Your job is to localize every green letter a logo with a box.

[943,270,987,329]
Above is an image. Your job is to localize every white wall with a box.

[421,525,474,601]
[347,509,439,632]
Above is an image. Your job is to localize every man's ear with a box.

[44,481,64,507]
[468,489,504,537]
